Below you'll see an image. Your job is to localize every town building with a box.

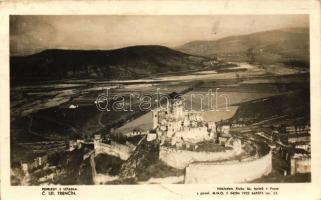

[21,154,49,175]
[290,152,311,175]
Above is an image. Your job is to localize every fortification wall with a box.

[184,151,272,183]
[159,146,242,169]
[83,150,95,160]
[173,127,212,143]
[95,142,132,160]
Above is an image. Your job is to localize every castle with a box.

[152,94,216,146]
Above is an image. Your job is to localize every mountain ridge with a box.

[10,45,214,84]
[178,27,309,67]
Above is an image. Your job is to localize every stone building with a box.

[290,153,311,175]
[21,154,49,175]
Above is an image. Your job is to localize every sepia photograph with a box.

[9,14,312,186]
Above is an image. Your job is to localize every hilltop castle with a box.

[152,94,216,146]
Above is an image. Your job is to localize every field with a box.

[11,63,309,141]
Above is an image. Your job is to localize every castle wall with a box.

[83,150,95,160]
[159,146,242,169]
[95,142,133,160]
[184,151,272,184]
[172,127,211,143]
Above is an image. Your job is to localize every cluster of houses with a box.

[214,119,311,177]
[18,141,67,174]
[21,153,49,175]
[16,138,94,185]
[256,123,311,175]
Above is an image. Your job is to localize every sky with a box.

[10,15,309,55]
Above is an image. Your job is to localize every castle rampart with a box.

[184,147,272,183]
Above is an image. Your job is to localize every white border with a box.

[0,1,320,200]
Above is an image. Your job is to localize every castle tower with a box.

[173,100,184,120]
[152,109,159,129]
